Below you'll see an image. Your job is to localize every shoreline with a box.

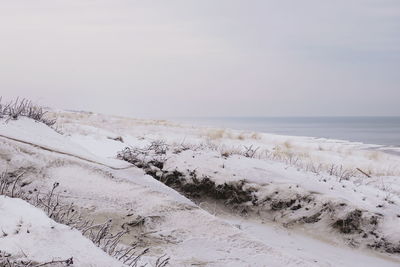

[171,116,400,149]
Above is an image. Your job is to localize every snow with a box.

[51,110,400,178]
[0,196,123,266]
[223,215,400,267]
[0,118,129,169]
[0,110,399,266]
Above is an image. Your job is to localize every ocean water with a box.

[175,117,400,147]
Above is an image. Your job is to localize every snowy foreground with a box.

[0,110,399,266]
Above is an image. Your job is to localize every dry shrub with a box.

[204,129,226,140]
[0,98,56,127]
[0,171,168,267]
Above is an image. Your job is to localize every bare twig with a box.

[356,168,371,178]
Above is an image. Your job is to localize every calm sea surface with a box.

[174,117,400,147]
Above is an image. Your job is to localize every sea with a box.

[174,117,400,148]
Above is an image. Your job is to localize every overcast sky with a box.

[0,0,399,118]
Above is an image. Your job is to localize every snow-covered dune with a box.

[0,196,122,266]
[0,110,399,266]
[51,110,400,178]
[0,117,316,266]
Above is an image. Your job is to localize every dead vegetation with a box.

[332,209,365,234]
[0,170,169,267]
[330,209,400,253]
[161,171,257,208]
[0,98,56,127]
[0,251,73,267]
[118,145,257,211]
[117,141,168,169]
[117,142,400,255]
[202,129,262,141]
[172,139,361,180]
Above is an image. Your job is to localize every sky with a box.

[0,0,399,118]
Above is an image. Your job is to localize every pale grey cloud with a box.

[0,0,399,117]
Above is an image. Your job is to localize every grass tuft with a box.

[0,98,56,127]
